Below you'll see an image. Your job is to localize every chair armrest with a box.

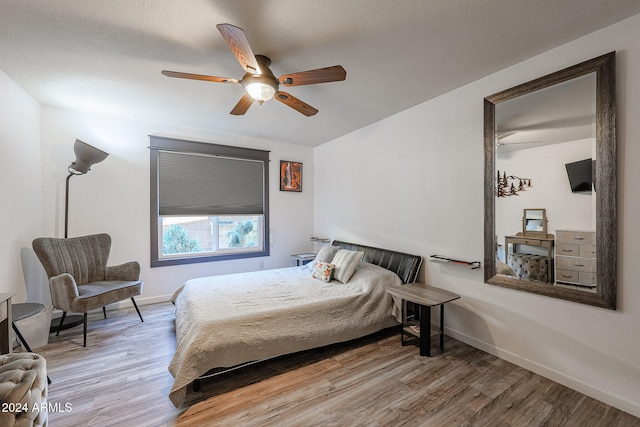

[49,273,80,312]
[106,261,141,281]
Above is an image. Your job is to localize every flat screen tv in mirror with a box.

[565,158,594,193]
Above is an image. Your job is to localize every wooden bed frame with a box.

[191,240,423,390]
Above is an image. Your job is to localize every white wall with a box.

[314,14,640,417]
[0,70,43,302]
[38,108,315,304]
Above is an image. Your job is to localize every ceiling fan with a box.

[161,23,347,116]
[495,131,541,147]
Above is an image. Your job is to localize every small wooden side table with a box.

[387,283,460,356]
[0,293,16,354]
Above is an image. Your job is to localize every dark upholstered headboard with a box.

[332,240,422,284]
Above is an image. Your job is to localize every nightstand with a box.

[387,283,460,356]
[291,253,316,266]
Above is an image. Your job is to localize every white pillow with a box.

[331,249,364,283]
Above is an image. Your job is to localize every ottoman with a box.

[507,253,549,282]
[0,353,48,427]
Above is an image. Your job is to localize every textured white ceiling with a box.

[1,0,639,146]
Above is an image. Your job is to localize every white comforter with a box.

[168,262,402,407]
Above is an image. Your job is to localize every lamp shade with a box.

[69,139,109,174]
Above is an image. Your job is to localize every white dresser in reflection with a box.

[555,230,596,289]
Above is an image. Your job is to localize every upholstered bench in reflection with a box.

[507,253,549,282]
[0,352,48,427]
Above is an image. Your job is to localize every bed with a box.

[168,240,422,407]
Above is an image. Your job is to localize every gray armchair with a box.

[32,233,143,347]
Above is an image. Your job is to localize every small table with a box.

[291,253,316,266]
[0,293,16,354]
[11,303,51,384]
[12,303,45,353]
[387,283,460,356]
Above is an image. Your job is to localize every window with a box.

[150,136,269,266]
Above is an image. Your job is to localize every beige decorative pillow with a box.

[314,245,340,263]
[311,261,335,282]
[331,249,364,283]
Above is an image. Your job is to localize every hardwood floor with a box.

[33,302,638,426]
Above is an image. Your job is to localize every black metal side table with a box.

[12,303,51,384]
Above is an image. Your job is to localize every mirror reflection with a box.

[501,211,555,285]
[523,208,547,235]
[484,52,617,309]
[495,74,596,292]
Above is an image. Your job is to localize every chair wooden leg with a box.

[56,312,67,336]
[102,307,107,319]
[131,298,143,322]
[83,313,88,347]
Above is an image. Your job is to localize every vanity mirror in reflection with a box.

[484,52,616,309]
[523,208,548,236]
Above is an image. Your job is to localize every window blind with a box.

[158,151,264,216]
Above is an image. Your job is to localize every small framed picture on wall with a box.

[280,160,302,192]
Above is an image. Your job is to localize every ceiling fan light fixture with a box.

[163,26,345,116]
[243,77,277,103]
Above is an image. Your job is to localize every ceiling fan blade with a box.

[279,65,346,86]
[275,92,318,116]
[161,70,239,84]
[496,131,517,140]
[216,23,261,74]
[230,94,254,115]
[497,140,542,146]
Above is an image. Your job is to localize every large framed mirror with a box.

[484,52,616,309]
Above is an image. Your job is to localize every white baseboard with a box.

[444,325,640,418]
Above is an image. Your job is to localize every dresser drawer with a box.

[556,269,579,283]
[556,244,579,256]
[556,256,595,272]
[556,230,595,245]
[580,245,596,258]
[508,237,542,246]
[579,271,596,286]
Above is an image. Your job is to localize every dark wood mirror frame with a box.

[483,52,616,309]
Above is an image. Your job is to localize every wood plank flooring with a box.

[32,302,638,426]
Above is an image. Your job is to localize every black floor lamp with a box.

[51,139,109,331]
[64,139,109,237]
